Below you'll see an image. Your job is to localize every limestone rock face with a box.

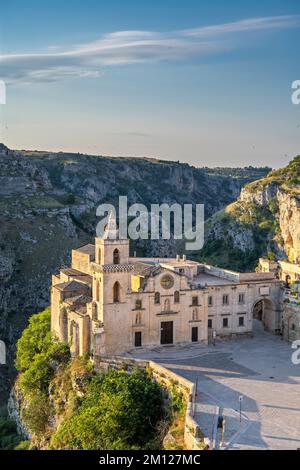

[240,182,278,206]
[240,184,300,263]
[277,190,300,263]
[202,157,300,271]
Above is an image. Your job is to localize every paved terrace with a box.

[129,322,300,450]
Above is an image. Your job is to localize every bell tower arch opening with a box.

[113,249,120,265]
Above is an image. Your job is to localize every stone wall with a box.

[282,303,300,342]
[93,355,210,450]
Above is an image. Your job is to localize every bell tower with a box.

[95,212,130,266]
[92,213,131,322]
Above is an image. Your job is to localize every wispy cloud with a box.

[1,15,299,84]
[183,15,300,36]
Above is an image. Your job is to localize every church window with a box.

[154,292,160,304]
[113,282,121,303]
[174,291,180,303]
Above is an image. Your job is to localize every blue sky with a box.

[0,0,300,167]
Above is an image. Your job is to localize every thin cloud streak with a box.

[0,15,299,84]
[183,15,300,36]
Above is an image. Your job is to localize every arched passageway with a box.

[252,299,274,332]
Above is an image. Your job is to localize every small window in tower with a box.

[135,299,142,310]
[208,296,213,307]
[154,292,160,304]
[113,249,120,265]
[192,296,198,306]
[113,282,121,303]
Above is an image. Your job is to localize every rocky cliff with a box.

[0,143,269,403]
[197,156,300,271]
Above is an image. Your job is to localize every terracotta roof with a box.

[239,272,275,282]
[64,295,92,306]
[54,281,90,292]
[74,244,95,256]
[61,268,92,284]
[61,268,87,276]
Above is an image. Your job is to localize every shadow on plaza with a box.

[161,356,266,448]
[158,333,300,449]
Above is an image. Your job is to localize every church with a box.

[51,215,283,357]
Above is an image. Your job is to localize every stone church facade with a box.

[51,218,283,357]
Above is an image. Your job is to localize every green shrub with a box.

[16,308,52,372]
[15,440,31,450]
[15,309,70,436]
[51,368,164,450]
[21,391,50,436]
[16,309,70,394]
[267,251,276,261]
[170,386,185,414]
[20,354,54,394]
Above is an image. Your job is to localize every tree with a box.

[16,308,52,372]
[51,368,164,450]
